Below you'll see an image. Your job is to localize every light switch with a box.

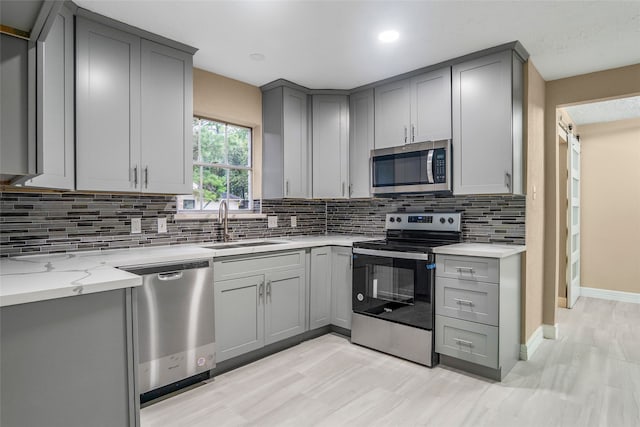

[267,216,278,228]
[158,217,167,233]
[131,218,142,234]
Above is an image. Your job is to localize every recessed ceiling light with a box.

[249,53,265,61]
[378,30,399,43]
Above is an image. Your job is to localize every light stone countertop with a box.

[0,235,382,308]
[432,243,526,258]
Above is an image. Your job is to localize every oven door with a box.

[352,248,435,330]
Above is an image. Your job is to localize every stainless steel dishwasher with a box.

[122,259,215,397]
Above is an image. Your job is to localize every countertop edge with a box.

[432,243,526,259]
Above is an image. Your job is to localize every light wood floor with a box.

[141,297,640,427]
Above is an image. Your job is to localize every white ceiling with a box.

[564,96,640,126]
[74,0,640,89]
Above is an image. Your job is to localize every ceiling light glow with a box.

[378,30,399,43]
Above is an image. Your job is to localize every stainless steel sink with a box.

[203,241,286,250]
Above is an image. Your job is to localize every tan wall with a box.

[192,68,263,197]
[544,63,640,325]
[580,117,640,293]
[522,61,546,343]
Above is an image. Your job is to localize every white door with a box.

[567,132,581,308]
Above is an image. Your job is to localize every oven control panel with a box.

[386,213,461,232]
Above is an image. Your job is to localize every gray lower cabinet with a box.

[348,89,374,198]
[435,253,521,380]
[75,16,193,194]
[308,246,353,331]
[331,247,352,330]
[452,49,524,195]
[0,289,138,427]
[214,250,307,363]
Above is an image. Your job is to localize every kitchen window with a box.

[178,117,254,213]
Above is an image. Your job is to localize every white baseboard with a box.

[580,287,640,304]
[520,326,544,361]
[542,323,558,340]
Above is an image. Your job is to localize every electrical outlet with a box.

[291,216,297,228]
[131,218,142,234]
[157,217,167,233]
[267,216,278,228]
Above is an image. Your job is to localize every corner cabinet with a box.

[312,95,349,198]
[214,250,307,363]
[75,17,193,194]
[374,67,451,149]
[309,246,353,331]
[348,89,374,198]
[452,50,524,195]
[262,85,310,199]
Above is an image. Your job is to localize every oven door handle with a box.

[352,247,432,261]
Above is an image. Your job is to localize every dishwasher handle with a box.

[157,271,184,281]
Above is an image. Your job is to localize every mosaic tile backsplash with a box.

[0,190,525,257]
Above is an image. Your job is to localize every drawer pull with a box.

[454,338,474,347]
[454,298,474,307]
[456,266,475,274]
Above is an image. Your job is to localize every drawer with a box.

[436,255,499,283]
[435,315,498,369]
[435,277,499,326]
[214,250,305,281]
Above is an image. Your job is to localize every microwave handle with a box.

[426,150,435,184]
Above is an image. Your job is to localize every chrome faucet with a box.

[218,199,230,242]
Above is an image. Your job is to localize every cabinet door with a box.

[348,89,374,198]
[309,247,332,329]
[0,290,137,427]
[26,6,75,190]
[312,95,349,198]
[76,17,140,192]
[411,67,452,143]
[282,87,309,198]
[140,39,193,194]
[331,247,353,330]
[214,275,265,362]
[374,79,410,149]
[452,51,513,194]
[264,268,307,345]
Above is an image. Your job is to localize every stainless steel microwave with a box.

[370,140,451,195]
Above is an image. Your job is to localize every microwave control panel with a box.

[434,149,447,183]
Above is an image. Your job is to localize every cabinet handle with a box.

[454,338,474,347]
[454,298,474,307]
[341,182,345,197]
[259,281,264,301]
[456,266,475,274]
[285,180,289,196]
[404,126,407,144]
[349,184,353,197]
[144,167,149,189]
[411,125,415,142]
[505,172,512,192]
[133,166,138,188]
[266,280,271,297]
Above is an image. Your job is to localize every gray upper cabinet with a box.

[348,89,374,198]
[0,34,36,182]
[374,67,451,149]
[263,85,310,199]
[452,50,523,195]
[76,17,140,192]
[312,94,349,198]
[140,39,193,194]
[24,5,75,190]
[76,16,194,194]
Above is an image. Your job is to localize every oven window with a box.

[370,264,414,304]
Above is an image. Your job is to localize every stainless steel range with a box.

[351,212,462,366]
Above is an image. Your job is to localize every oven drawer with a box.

[436,255,499,283]
[435,277,499,326]
[435,315,498,369]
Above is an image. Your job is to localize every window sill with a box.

[174,212,267,221]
